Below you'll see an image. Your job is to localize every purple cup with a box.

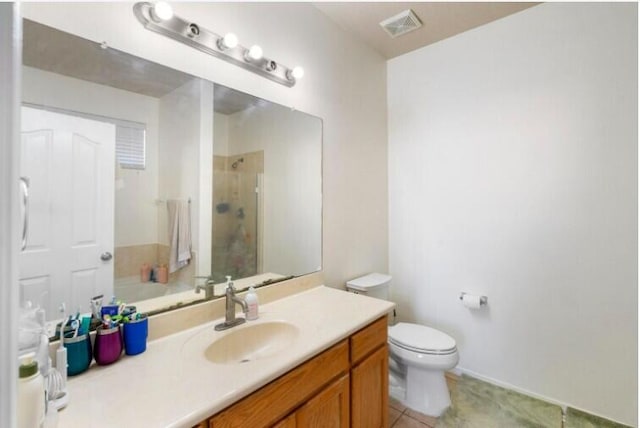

[93,325,123,365]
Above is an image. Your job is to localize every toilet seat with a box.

[389,323,457,355]
[388,340,459,371]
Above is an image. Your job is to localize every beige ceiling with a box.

[313,2,539,59]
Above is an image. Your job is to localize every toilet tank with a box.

[346,273,392,300]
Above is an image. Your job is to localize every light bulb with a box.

[151,2,173,21]
[246,45,263,61]
[292,66,304,79]
[288,66,304,80]
[220,33,238,50]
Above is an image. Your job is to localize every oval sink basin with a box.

[205,321,299,365]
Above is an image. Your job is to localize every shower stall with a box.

[211,153,263,282]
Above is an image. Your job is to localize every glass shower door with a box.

[211,168,261,281]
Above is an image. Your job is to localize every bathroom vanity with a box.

[57,286,394,428]
[202,316,388,428]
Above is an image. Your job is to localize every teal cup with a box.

[64,333,92,376]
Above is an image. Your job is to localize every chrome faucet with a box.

[215,280,248,331]
[195,276,216,299]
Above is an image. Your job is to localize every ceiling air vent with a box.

[380,9,422,38]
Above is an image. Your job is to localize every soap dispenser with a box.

[245,287,259,321]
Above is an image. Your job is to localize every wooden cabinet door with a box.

[273,414,296,428]
[295,374,350,428]
[351,346,389,428]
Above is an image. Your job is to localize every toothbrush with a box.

[70,320,80,338]
[59,316,70,340]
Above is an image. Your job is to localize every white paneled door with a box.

[20,106,115,320]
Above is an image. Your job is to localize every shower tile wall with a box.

[114,243,195,286]
[157,245,196,285]
[212,151,263,279]
[114,244,159,278]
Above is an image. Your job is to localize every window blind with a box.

[116,124,146,170]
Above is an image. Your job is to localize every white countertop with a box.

[57,286,394,427]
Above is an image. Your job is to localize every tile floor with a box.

[387,374,630,428]
[389,397,438,428]
[388,374,457,428]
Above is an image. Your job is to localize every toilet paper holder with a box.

[459,292,488,306]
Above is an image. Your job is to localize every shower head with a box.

[231,157,244,169]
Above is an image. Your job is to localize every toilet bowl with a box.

[345,273,459,417]
[388,322,459,416]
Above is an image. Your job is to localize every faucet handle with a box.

[194,275,216,284]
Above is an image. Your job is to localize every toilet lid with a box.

[389,323,457,354]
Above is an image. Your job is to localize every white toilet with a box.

[346,273,459,417]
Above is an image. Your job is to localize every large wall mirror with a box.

[20,20,322,332]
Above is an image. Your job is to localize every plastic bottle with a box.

[157,264,168,284]
[18,352,45,428]
[140,263,150,283]
[245,287,259,321]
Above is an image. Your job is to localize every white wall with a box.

[0,4,21,427]
[22,2,388,289]
[388,3,637,425]
[158,79,213,276]
[213,112,229,157]
[21,66,160,248]
[228,105,322,276]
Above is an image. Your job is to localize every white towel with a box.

[167,199,192,273]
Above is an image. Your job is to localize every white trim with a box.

[0,4,21,428]
[22,101,146,129]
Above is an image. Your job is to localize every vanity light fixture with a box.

[133,2,304,87]
[150,1,173,22]
[288,66,305,81]
[217,32,238,50]
[245,45,263,62]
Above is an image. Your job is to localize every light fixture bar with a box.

[133,2,299,87]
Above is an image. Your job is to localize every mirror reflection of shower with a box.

[231,157,244,169]
[212,150,263,282]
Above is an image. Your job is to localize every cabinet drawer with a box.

[350,316,387,365]
[209,340,349,428]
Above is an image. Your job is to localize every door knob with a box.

[100,252,113,261]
